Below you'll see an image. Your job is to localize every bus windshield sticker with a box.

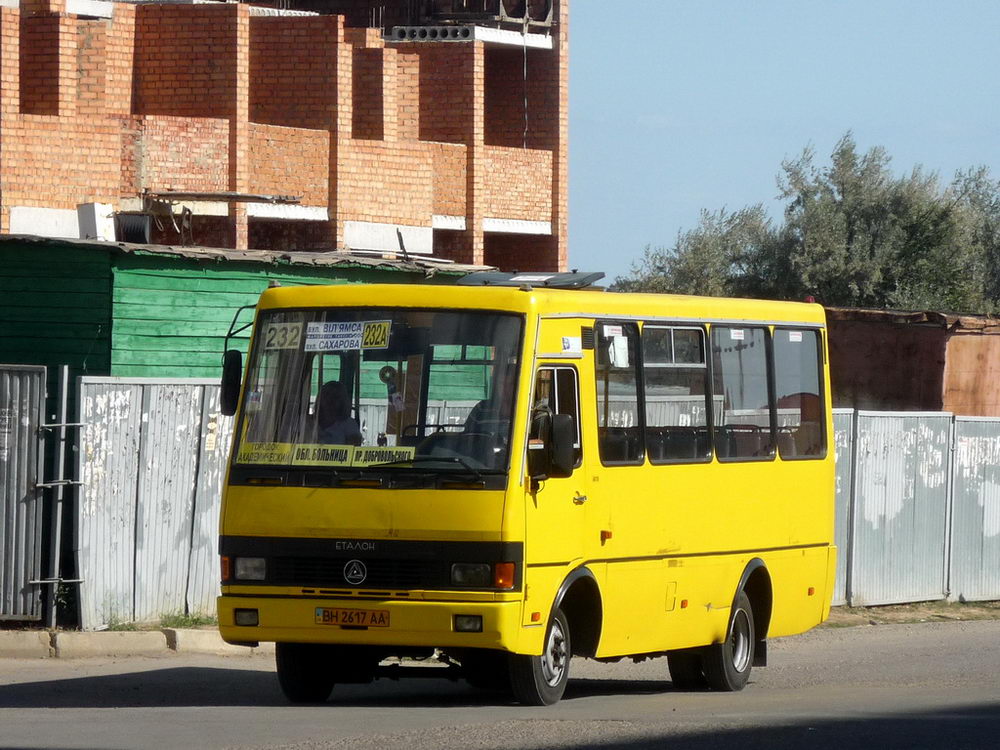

[361,320,391,349]
[291,444,355,467]
[788,330,803,343]
[561,336,582,353]
[730,329,745,341]
[352,446,416,467]
[262,322,303,350]
[603,324,622,337]
[236,442,295,465]
[304,320,391,352]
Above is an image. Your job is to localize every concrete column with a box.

[228,3,250,249]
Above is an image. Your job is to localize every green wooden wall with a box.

[112,253,387,378]
[0,239,464,390]
[1,244,113,414]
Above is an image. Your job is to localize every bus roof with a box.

[257,283,827,327]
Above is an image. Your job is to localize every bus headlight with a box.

[451,563,491,587]
[234,557,267,581]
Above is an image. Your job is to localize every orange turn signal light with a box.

[808,586,816,596]
[493,562,515,590]
[220,555,232,582]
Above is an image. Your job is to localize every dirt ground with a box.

[824,599,1000,627]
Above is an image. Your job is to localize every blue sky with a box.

[568,0,1000,283]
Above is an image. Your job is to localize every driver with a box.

[317,381,363,446]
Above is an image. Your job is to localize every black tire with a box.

[462,649,512,692]
[703,590,755,692]
[667,650,708,690]
[275,643,335,704]
[508,607,571,706]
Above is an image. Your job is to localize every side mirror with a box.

[220,349,243,417]
[549,413,576,478]
[527,411,576,481]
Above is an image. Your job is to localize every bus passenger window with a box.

[595,322,643,465]
[531,367,582,466]
[642,326,712,463]
[711,327,775,460]
[773,329,825,459]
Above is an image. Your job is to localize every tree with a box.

[614,134,1000,312]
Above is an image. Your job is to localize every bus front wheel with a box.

[508,607,571,705]
[703,590,755,691]
[276,643,336,703]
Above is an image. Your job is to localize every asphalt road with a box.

[1,620,998,750]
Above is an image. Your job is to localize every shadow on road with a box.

[0,666,680,709]
[556,703,1000,750]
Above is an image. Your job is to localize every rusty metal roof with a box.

[0,234,491,276]
[826,306,1000,333]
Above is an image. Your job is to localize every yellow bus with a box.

[217,271,835,705]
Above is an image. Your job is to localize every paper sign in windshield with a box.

[238,442,415,467]
[305,320,391,352]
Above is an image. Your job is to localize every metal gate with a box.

[0,365,46,620]
[76,378,233,630]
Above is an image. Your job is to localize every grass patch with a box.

[824,600,1000,628]
[159,612,217,629]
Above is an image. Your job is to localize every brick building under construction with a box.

[1,0,568,270]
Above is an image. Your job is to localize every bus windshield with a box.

[232,307,523,475]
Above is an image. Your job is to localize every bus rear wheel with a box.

[508,607,571,705]
[275,643,335,703]
[703,590,755,691]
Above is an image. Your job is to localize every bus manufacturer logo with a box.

[343,559,367,585]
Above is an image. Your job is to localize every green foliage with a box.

[615,134,1000,312]
[159,612,217,629]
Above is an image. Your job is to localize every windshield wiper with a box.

[368,455,484,480]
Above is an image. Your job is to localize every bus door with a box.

[523,364,602,587]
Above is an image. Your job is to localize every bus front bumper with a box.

[217,595,525,653]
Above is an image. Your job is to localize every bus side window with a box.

[595,322,644,465]
[531,366,582,467]
[710,326,775,461]
[642,326,712,463]
[773,328,825,459]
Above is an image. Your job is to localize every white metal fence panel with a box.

[132,385,204,623]
[186,388,233,617]
[950,418,1000,602]
[831,409,854,606]
[0,366,46,620]
[77,378,231,629]
[849,412,952,606]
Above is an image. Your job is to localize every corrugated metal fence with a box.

[76,378,233,630]
[0,366,46,620]
[838,411,1000,606]
[68,378,1000,628]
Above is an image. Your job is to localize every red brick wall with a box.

[76,20,106,118]
[352,47,384,140]
[1,1,568,269]
[485,46,559,150]
[2,116,121,208]
[337,140,433,225]
[249,219,332,252]
[19,14,65,115]
[484,233,557,272]
[249,124,330,205]
[124,116,231,194]
[430,142,466,216]
[411,44,476,145]
[249,16,339,130]
[133,5,240,118]
[482,146,552,221]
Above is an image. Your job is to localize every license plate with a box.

[314,607,390,627]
